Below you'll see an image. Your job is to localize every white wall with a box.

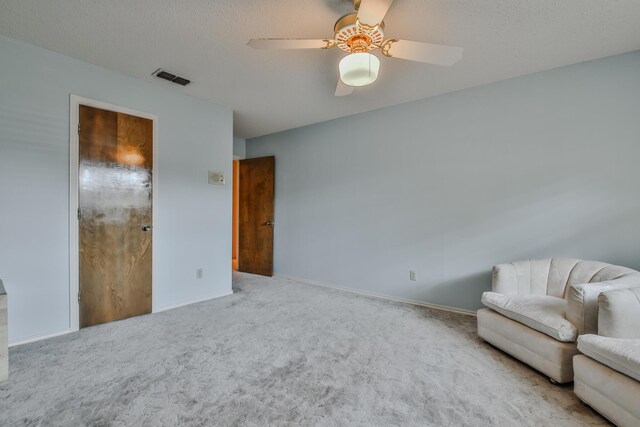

[233,137,246,158]
[247,51,640,312]
[0,36,233,345]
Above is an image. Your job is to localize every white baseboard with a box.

[154,290,234,313]
[9,329,72,348]
[9,291,234,347]
[274,274,477,317]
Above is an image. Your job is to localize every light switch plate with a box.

[208,171,225,185]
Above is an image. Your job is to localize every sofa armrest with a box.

[597,287,640,338]
[492,263,518,294]
[567,281,638,335]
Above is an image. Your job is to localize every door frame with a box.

[68,95,159,332]
[232,156,243,269]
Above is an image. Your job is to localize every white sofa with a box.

[574,287,640,427]
[477,258,640,383]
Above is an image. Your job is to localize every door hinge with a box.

[78,291,81,304]
[77,123,81,135]
[77,208,81,220]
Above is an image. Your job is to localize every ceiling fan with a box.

[248,0,463,97]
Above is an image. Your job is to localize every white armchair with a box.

[574,287,640,427]
[477,258,640,383]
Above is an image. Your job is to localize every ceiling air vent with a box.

[152,69,191,86]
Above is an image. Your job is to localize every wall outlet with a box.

[196,268,203,279]
[409,270,416,281]
[208,171,225,185]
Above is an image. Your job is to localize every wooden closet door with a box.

[78,105,153,328]
[238,156,275,276]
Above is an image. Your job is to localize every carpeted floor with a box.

[0,273,606,426]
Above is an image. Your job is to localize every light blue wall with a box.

[233,136,246,158]
[247,51,640,312]
[0,36,233,344]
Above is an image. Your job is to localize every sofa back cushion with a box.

[492,259,550,296]
[597,287,640,338]
[493,258,640,298]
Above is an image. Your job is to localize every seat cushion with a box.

[481,292,578,342]
[578,335,640,382]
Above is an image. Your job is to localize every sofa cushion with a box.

[578,335,640,382]
[481,292,578,342]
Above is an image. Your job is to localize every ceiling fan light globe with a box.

[339,52,380,87]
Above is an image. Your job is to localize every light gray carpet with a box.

[0,273,606,426]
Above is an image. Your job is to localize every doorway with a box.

[232,159,240,270]
[232,156,275,276]
[69,96,158,330]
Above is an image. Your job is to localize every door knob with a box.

[264,220,274,226]
[142,225,152,232]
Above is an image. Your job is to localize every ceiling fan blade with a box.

[248,38,336,50]
[382,39,463,66]
[356,0,394,27]
[335,79,354,97]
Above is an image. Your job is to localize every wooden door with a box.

[78,105,153,328]
[238,156,275,276]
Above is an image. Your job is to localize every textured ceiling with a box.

[1,0,639,138]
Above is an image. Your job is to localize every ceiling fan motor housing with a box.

[334,13,384,53]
